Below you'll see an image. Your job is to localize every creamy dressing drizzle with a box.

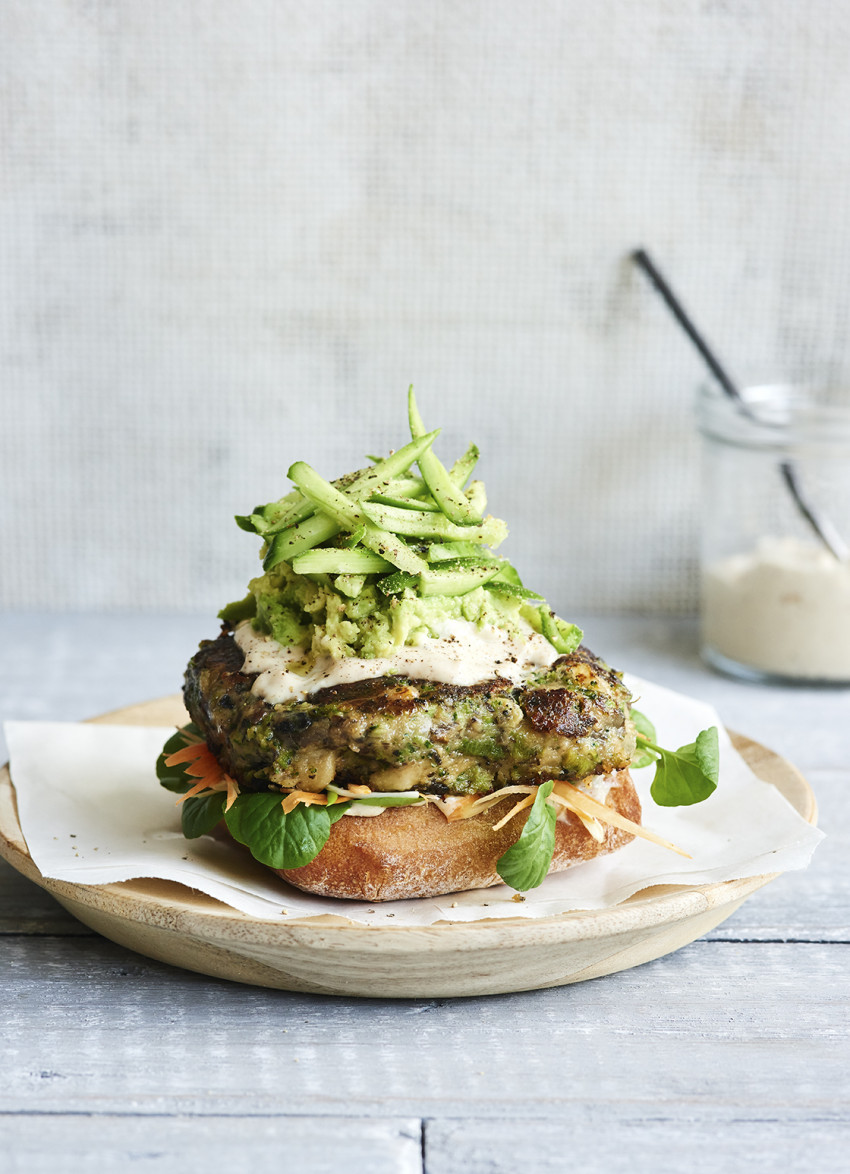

[234,618,560,704]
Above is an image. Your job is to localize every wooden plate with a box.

[0,696,817,998]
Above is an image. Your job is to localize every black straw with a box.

[632,246,848,562]
[632,248,742,403]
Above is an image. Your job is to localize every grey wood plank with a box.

[0,1115,422,1174]
[0,859,89,935]
[2,937,847,1117]
[0,613,211,762]
[424,1116,850,1174]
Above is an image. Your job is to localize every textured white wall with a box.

[3,0,850,617]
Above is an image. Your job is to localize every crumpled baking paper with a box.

[4,674,823,925]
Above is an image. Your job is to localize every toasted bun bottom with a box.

[249,769,638,902]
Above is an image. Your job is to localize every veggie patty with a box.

[183,629,636,798]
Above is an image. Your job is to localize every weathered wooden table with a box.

[2,613,848,1172]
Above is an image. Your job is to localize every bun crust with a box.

[270,769,640,901]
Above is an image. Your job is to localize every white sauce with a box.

[702,536,850,681]
[234,618,561,704]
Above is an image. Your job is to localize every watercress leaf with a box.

[225,794,332,869]
[631,707,657,743]
[631,745,659,770]
[496,781,557,892]
[181,793,226,838]
[156,724,205,793]
[630,707,660,769]
[650,726,720,807]
[326,800,352,825]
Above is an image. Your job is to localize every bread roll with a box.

[271,768,639,901]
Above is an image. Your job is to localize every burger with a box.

[157,391,716,901]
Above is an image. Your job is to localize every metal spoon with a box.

[632,248,849,562]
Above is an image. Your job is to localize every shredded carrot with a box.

[552,781,690,857]
[281,791,329,814]
[175,778,217,806]
[443,796,481,822]
[164,741,228,793]
[491,793,535,832]
[224,774,240,812]
[164,742,210,768]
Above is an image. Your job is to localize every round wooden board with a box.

[0,696,817,998]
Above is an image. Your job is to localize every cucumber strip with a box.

[333,573,367,597]
[427,540,486,561]
[492,562,523,586]
[257,489,303,526]
[263,437,437,539]
[418,562,503,597]
[342,526,366,547]
[486,580,543,600]
[377,570,419,595]
[362,501,507,547]
[288,462,366,530]
[261,476,357,536]
[408,389,483,525]
[234,514,259,533]
[261,496,315,537]
[449,443,479,488]
[464,479,487,515]
[362,527,427,574]
[346,430,441,501]
[263,512,340,571]
[370,494,441,511]
[288,462,428,575]
[292,549,394,574]
[379,476,428,498]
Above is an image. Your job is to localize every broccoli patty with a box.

[183,630,636,797]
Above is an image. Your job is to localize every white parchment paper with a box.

[5,675,823,925]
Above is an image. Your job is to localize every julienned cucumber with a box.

[228,390,583,652]
[408,387,483,525]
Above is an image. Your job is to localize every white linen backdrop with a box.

[3,1,850,615]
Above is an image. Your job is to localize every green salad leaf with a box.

[630,709,719,805]
[648,726,720,807]
[629,708,659,770]
[632,721,720,807]
[495,781,557,891]
[223,793,351,870]
[181,793,227,839]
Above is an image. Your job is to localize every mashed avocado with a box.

[244,561,545,662]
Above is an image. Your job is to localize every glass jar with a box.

[697,384,850,685]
